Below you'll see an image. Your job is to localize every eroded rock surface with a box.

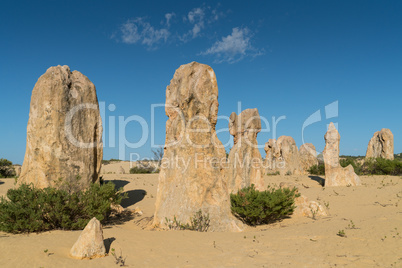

[279,182,328,218]
[366,128,394,160]
[18,65,103,191]
[70,217,106,259]
[264,136,302,175]
[299,143,318,173]
[323,123,360,186]
[227,109,264,193]
[153,62,242,232]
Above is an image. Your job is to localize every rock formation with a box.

[323,123,360,186]
[264,136,303,175]
[13,165,22,177]
[153,62,242,232]
[70,217,106,259]
[299,143,318,173]
[226,109,264,193]
[279,182,328,218]
[18,65,103,191]
[366,128,394,160]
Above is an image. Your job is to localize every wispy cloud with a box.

[121,17,170,49]
[164,12,175,27]
[200,27,264,63]
[187,7,205,38]
[116,6,263,63]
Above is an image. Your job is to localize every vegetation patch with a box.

[102,159,122,165]
[308,157,402,176]
[0,158,16,178]
[230,184,299,226]
[129,166,154,174]
[165,210,210,232]
[0,182,126,233]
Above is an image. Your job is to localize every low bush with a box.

[102,159,122,165]
[308,163,325,175]
[165,210,210,232]
[129,166,154,174]
[340,157,362,174]
[362,158,402,176]
[0,182,126,233]
[0,158,16,178]
[230,184,299,226]
[308,157,402,176]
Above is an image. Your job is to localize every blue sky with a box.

[1,0,401,164]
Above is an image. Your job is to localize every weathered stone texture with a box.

[70,217,106,259]
[299,143,318,173]
[153,62,242,232]
[264,136,302,175]
[227,108,264,193]
[323,123,360,186]
[19,65,103,191]
[366,128,394,160]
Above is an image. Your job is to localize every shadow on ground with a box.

[121,190,147,208]
[309,176,325,186]
[104,237,116,254]
[106,179,130,189]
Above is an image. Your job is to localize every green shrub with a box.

[230,185,299,226]
[129,166,153,174]
[340,157,362,175]
[165,210,210,232]
[362,158,402,175]
[0,182,126,233]
[308,156,402,176]
[0,158,16,178]
[308,163,325,175]
[102,159,122,165]
[266,171,280,176]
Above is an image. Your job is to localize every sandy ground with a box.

[0,163,401,267]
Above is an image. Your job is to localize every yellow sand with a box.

[0,164,401,267]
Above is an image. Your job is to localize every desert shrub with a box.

[0,182,126,233]
[340,157,362,175]
[362,158,402,175]
[308,163,325,175]
[394,153,402,161]
[129,166,153,174]
[0,158,16,178]
[102,159,122,165]
[165,210,210,232]
[266,171,280,176]
[230,185,299,226]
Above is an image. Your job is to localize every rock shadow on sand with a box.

[309,176,325,187]
[107,179,130,189]
[104,237,116,254]
[120,190,147,208]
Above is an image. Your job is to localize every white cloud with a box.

[164,12,175,27]
[117,5,254,60]
[120,18,170,48]
[200,27,264,63]
[187,7,205,38]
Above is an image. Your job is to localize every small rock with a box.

[133,207,143,216]
[70,217,106,259]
